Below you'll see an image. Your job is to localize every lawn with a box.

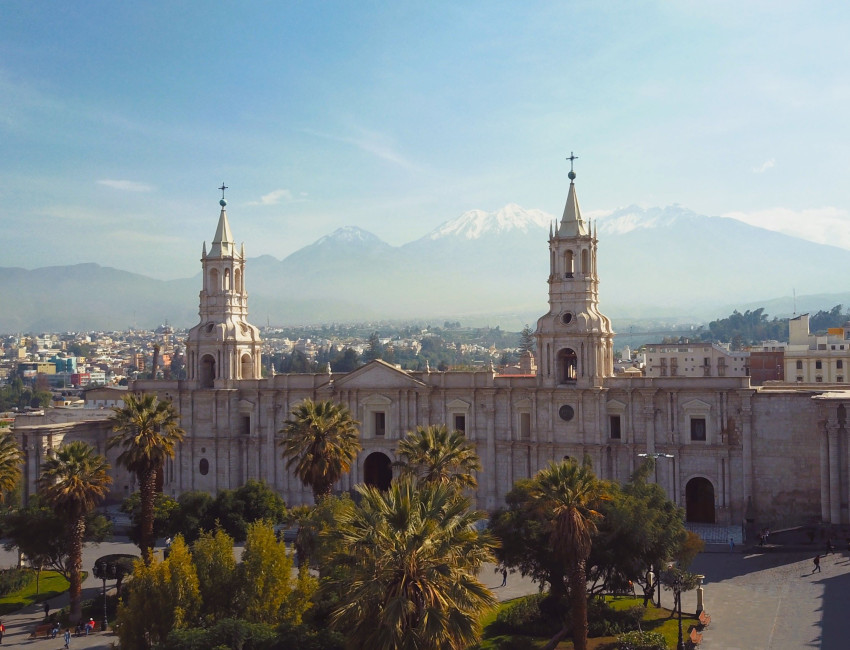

[0,570,72,616]
[479,595,701,650]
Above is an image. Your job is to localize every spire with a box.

[557,152,588,238]
[209,184,236,257]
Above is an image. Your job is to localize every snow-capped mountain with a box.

[312,226,388,247]
[424,203,551,240]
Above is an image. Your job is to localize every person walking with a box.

[64,628,71,649]
[813,554,822,573]
[0,619,4,644]
[729,537,735,551]
[500,568,508,587]
[43,601,50,618]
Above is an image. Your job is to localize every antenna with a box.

[793,288,797,315]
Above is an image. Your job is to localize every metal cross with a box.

[567,152,578,173]
[218,183,228,199]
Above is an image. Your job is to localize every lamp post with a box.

[638,452,675,607]
[673,572,686,650]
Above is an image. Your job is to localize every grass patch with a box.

[0,570,72,616]
[479,595,700,650]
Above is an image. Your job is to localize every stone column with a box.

[485,403,496,509]
[821,425,831,523]
[829,423,841,524]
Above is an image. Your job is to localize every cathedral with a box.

[15,167,850,536]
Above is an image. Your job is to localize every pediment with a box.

[682,398,712,411]
[514,397,533,409]
[332,359,426,390]
[447,398,471,410]
[607,399,627,411]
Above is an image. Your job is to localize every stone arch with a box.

[200,354,216,388]
[224,267,231,290]
[240,353,253,379]
[564,250,574,277]
[581,248,589,274]
[557,348,578,383]
[235,268,242,292]
[363,452,392,491]
[685,476,716,523]
[209,268,219,292]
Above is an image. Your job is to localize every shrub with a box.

[616,630,667,650]
[492,593,561,637]
[0,568,32,596]
[587,599,644,637]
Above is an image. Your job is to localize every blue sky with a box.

[3,1,849,279]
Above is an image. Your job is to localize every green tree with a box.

[0,431,22,503]
[363,331,383,362]
[208,480,287,542]
[170,491,214,543]
[279,399,361,502]
[121,491,180,547]
[325,477,496,650]
[394,424,481,490]
[238,520,316,625]
[519,324,535,354]
[38,441,112,623]
[108,393,186,560]
[191,528,237,623]
[117,535,201,650]
[3,498,111,587]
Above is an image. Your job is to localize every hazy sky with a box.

[3,1,849,279]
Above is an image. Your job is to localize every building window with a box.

[453,414,466,433]
[610,415,621,439]
[520,412,531,440]
[199,458,209,476]
[816,376,823,383]
[816,360,823,370]
[690,418,707,441]
[797,377,803,382]
[558,405,575,421]
[703,357,710,366]
[839,360,844,370]
[839,376,844,383]
[796,360,803,370]
[374,411,386,437]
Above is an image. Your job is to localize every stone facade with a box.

[15,172,850,534]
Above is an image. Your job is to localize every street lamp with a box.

[638,452,675,607]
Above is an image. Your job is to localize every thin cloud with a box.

[97,179,155,192]
[752,158,775,173]
[723,206,850,250]
[302,126,419,170]
[247,189,293,206]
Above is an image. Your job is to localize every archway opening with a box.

[241,353,253,379]
[686,477,716,523]
[363,452,392,491]
[200,355,216,388]
[557,348,578,384]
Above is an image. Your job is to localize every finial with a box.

[219,183,228,207]
[567,152,578,181]
[326,362,332,375]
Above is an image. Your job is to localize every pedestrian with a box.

[729,537,735,551]
[500,568,508,587]
[813,554,822,573]
[52,621,60,638]
[64,628,71,648]
[43,601,50,618]
[0,619,4,644]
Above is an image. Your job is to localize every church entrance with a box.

[685,477,716,523]
[363,452,392,491]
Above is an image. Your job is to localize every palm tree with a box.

[327,477,496,650]
[279,399,361,502]
[38,441,112,623]
[108,393,185,560]
[0,431,22,502]
[531,460,608,650]
[395,424,481,490]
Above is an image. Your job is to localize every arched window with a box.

[200,354,216,388]
[235,268,242,292]
[581,249,589,274]
[224,268,231,290]
[240,353,253,379]
[564,250,574,278]
[209,268,219,292]
[557,348,578,383]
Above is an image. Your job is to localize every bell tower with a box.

[186,185,262,387]
[536,155,614,388]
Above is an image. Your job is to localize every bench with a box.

[689,627,703,647]
[698,610,711,627]
[29,623,53,638]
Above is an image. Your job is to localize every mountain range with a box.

[3,203,850,333]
